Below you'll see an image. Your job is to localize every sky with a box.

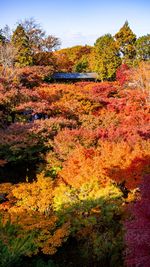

[1,0,150,48]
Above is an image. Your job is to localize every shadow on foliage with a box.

[52,190,124,267]
[106,155,150,191]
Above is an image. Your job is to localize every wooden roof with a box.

[52,72,98,80]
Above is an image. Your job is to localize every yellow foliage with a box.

[12,173,54,214]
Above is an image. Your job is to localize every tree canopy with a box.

[11,24,33,67]
[115,21,136,63]
[94,34,121,80]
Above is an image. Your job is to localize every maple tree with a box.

[0,173,70,258]
[0,19,150,266]
[125,174,150,267]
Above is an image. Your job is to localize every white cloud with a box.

[59,32,99,48]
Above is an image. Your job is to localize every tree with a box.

[0,43,17,70]
[74,57,89,72]
[115,21,136,62]
[136,34,150,61]
[130,61,150,102]
[19,18,61,53]
[33,51,57,67]
[55,45,92,72]
[94,34,121,80]
[116,64,130,86]
[11,25,33,67]
[0,30,6,44]
[1,25,12,43]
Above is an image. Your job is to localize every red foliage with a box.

[116,64,130,86]
[125,174,150,267]
[16,66,54,88]
[0,78,149,188]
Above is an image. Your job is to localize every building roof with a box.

[52,72,98,79]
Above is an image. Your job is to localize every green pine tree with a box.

[94,34,121,81]
[11,24,33,67]
[115,21,136,63]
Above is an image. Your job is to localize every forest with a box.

[0,18,150,267]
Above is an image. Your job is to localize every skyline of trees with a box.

[0,19,150,78]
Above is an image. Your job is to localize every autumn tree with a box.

[130,61,150,101]
[136,34,150,61]
[33,51,57,67]
[125,174,150,267]
[0,43,17,71]
[11,24,33,67]
[94,34,121,80]
[115,21,136,63]
[19,18,61,53]
[55,45,92,72]
[74,57,89,72]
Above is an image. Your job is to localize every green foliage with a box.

[136,34,150,61]
[11,25,33,67]
[73,57,89,73]
[0,216,35,267]
[55,45,92,72]
[53,181,124,266]
[28,258,58,267]
[115,21,136,62]
[94,34,121,80]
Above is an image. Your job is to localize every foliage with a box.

[115,21,136,63]
[73,57,89,73]
[19,18,61,53]
[125,174,150,267]
[0,58,150,266]
[53,180,124,266]
[0,173,70,256]
[129,61,150,100]
[0,43,17,71]
[11,24,33,67]
[59,141,150,190]
[33,52,57,67]
[15,66,54,87]
[136,34,150,61]
[55,45,92,72]
[0,216,35,267]
[116,64,130,86]
[12,173,54,213]
[94,34,121,80]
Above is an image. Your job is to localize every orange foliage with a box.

[0,174,70,255]
[59,140,150,189]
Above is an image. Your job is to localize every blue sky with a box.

[1,0,150,48]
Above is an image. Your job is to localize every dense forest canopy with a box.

[0,18,150,267]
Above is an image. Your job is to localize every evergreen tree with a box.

[11,24,33,67]
[115,21,136,63]
[136,34,150,61]
[94,34,121,81]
